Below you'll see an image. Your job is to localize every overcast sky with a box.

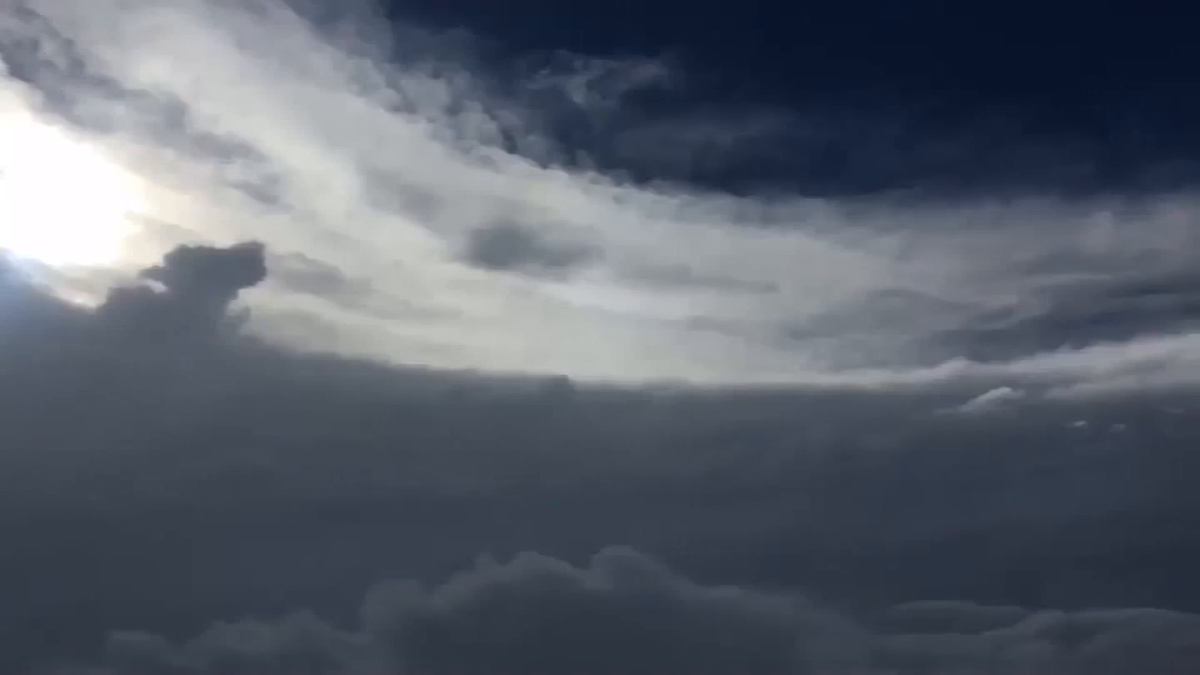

[3,1,1200,673]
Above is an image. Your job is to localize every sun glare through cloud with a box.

[0,113,145,267]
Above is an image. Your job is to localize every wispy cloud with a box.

[3,0,1199,394]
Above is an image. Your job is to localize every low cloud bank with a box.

[74,547,1200,674]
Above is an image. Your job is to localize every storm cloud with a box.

[3,0,1200,672]
[85,549,1200,674]
[1,242,1199,671]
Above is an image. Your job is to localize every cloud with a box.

[461,219,595,276]
[3,245,1200,669]
[96,548,834,674]
[1,0,1198,392]
[76,548,1200,674]
[96,240,266,338]
[4,4,1200,670]
[941,267,1200,363]
[949,386,1026,414]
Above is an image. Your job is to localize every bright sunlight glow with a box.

[0,116,144,267]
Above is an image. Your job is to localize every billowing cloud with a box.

[3,244,1200,670]
[81,548,1200,674]
[97,240,266,338]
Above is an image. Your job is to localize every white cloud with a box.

[950,386,1025,414]
[3,0,1200,392]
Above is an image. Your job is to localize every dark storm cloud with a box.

[4,245,1200,671]
[88,548,1200,674]
[96,241,267,338]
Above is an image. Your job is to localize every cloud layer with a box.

[3,243,1200,670]
[1,0,1199,393]
[79,547,1200,674]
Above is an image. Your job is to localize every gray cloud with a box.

[462,220,595,276]
[82,548,1200,674]
[96,240,266,339]
[3,247,1200,670]
[941,267,1200,363]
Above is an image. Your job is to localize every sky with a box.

[2,0,1200,672]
